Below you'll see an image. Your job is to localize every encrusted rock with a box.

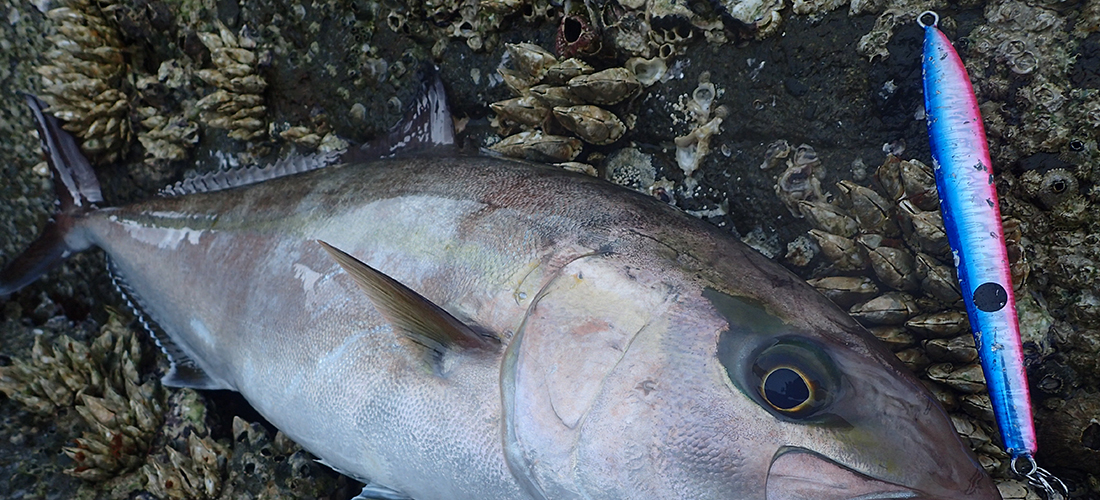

[195,21,267,142]
[0,311,163,481]
[36,0,132,165]
[142,432,226,499]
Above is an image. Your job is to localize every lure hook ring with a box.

[1012,455,1068,500]
[917,11,938,28]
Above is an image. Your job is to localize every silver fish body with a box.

[51,156,998,499]
[3,94,1000,499]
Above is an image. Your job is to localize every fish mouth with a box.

[765,447,935,500]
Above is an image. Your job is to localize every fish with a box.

[918,12,1063,494]
[1,79,1001,499]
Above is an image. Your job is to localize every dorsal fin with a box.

[158,67,453,198]
[342,66,456,162]
[159,150,343,196]
[317,241,496,361]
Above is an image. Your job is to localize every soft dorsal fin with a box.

[318,241,496,359]
[342,66,456,162]
[159,150,343,196]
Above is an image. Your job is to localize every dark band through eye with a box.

[763,367,810,410]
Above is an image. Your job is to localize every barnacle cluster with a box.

[140,389,346,499]
[195,22,267,142]
[773,152,1049,480]
[276,120,349,153]
[707,0,785,38]
[217,416,349,499]
[142,432,226,499]
[36,0,132,165]
[855,8,912,61]
[765,140,825,216]
[384,0,559,52]
[0,311,162,481]
[993,168,1100,475]
[488,43,641,164]
[964,1,1089,166]
[386,0,791,60]
[134,60,201,165]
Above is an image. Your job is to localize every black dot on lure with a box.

[973,282,1008,312]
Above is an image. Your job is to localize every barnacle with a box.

[143,432,226,499]
[624,57,667,87]
[1037,168,1079,209]
[195,21,267,142]
[488,42,645,159]
[36,0,132,165]
[674,74,726,178]
[556,13,600,59]
[552,105,625,145]
[217,416,349,498]
[488,130,582,162]
[0,310,163,481]
[133,61,200,164]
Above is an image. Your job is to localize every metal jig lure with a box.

[917,11,1066,498]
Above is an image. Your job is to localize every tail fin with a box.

[0,95,102,295]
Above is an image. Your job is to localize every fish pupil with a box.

[764,367,809,410]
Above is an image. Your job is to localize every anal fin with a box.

[317,241,497,363]
[352,483,413,500]
[108,260,231,390]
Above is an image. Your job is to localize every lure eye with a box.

[762,366,811,411]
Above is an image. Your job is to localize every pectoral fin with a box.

[318,241,497,359]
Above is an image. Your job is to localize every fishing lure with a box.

[917,11,1065,495]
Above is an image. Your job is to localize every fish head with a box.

[503,250,1000,500]
[705,286,997,500]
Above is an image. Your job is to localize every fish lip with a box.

[764,446,929,500]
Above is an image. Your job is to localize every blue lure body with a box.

[919,13,1036,459]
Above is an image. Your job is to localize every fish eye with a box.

[749,341,833,419]
[706,288,840,423]
[761,366,811,411]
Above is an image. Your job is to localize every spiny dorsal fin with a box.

[318,241,496,359]
[343,66,455,162]
[159,150,343,196]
